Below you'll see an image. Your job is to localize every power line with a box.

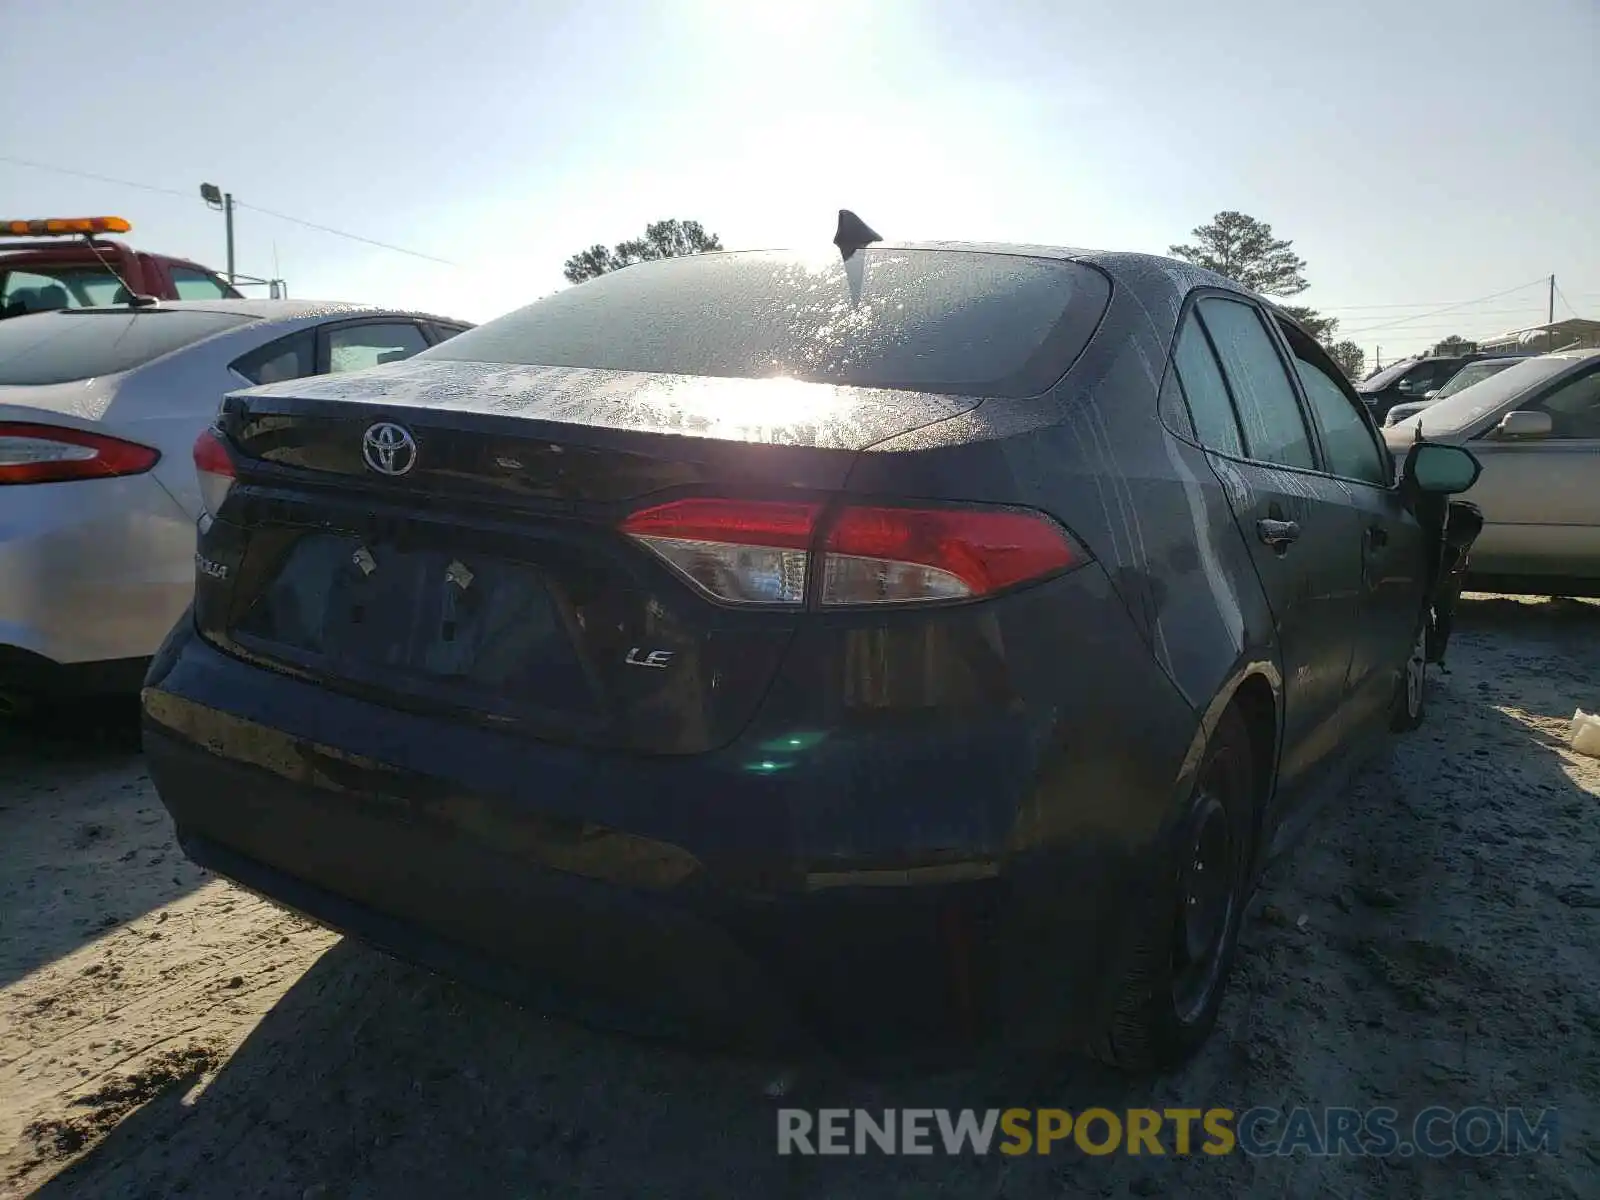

[1335,315,1549,340]
[1552,281,1584,319]
[1339,320,1547,338]
[0,153,190,200]
[1319,298,1543,311]
[1,153,455,267]
[231,200,455,265]
[1333,308,1549,324]
[1339,278,1551,338]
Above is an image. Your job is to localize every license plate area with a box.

[230,532,603,721]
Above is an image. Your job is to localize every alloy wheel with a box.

[1171,788,1236,1025]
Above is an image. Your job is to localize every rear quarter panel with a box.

[855,255,1277,712]
[850,256,1281,842]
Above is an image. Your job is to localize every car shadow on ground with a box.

[20,596,1600,1200]
[23,938,1160,1200]
[0,698,207,990]
[0,695,143,759]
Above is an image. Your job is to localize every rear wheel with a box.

[1093,706,1256,1074]
[1391,620,1428,732]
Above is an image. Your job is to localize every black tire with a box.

[1390,619,1428,733]
[1092,706,1256,1074]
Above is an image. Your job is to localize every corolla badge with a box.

[361,421,418,476]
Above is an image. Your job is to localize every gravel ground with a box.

[2,594,1597,1199]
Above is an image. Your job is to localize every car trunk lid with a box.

[199,362,985,755]
[221,357,986,498]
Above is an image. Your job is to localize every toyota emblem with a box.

[361,421,418,476]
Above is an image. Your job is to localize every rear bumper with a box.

[143,582,1195,1054]
[157,738,815,1053]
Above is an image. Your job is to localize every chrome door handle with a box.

[1256,518,1301,549]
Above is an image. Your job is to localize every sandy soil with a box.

[2,595,1597,1199]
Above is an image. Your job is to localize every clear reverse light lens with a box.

[820,552,973,605]
[630,535,809,604]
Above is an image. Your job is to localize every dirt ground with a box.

[2,594,1597,1199]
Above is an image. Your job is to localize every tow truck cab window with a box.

[0,267,127,315]
[168,266,235,301]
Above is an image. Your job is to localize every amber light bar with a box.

[1,216,133,238]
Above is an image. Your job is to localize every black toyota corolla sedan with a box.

[143,218,1482,1072]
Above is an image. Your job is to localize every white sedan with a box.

[0,299,471,712]
[1383,349,1600,595]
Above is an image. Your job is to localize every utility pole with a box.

[198,183,236,283]
[1548,274,1556,351]
[1376,346,1382,370]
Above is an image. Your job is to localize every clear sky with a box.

[3,0,1596,365]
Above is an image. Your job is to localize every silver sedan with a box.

[1383,349,1600,595]
[0,299,470,711]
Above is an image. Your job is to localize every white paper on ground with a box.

[1570,709,1600,759]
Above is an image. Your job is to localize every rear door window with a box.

[1278,323,1391,486]
[1171,313,1244,456]
[421,249,1113,398]
[1197,297,1316,470]
[0,309,255,385]
[324,322,430,373]
[231,330,317,385]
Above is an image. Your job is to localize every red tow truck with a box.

[0,216,247,320]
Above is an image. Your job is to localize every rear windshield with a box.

[423,249,1112,398]
[0,309,254,385]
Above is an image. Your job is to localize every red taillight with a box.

[0,422,160,485]
[619,497,1084,607]
[821,505,1081,605]
[619,498,821,550]
[193,426,237,517]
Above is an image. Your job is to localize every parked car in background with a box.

[143,231,1482,1073]
[1383,355,1535,426]
[1384,349,1600,596]
[1357,350,1526,422]
[0,300,471,712]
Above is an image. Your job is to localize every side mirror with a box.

[1423,389,1439,400]
[1496,410,1552,439]
[1402,441,1481,495]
